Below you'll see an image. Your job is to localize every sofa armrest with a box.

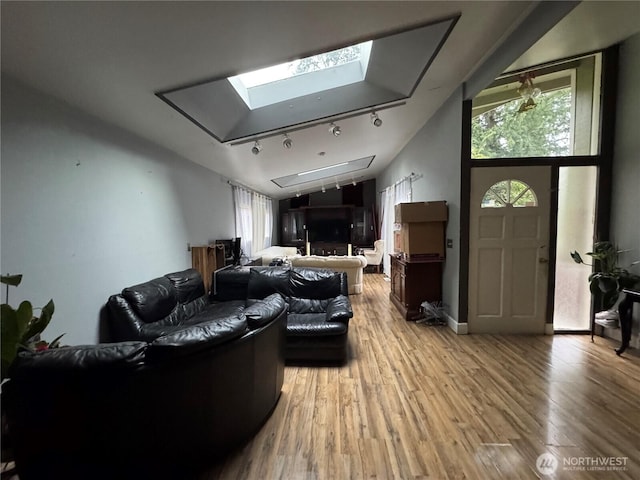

[146,316,247,362]
[107,294,146,341]
[243,293,286,329]
[326,294,353,323]
[9,342,148,379]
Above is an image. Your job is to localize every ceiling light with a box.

[296,191,301,197]
[370,112,382,127]
[282,134,292,149]
[516,72,541,113]
[352,179,357,186]
[336,182,341,190]
[329,123,341,137]
[321,185,326,193]
[251,140,262,155]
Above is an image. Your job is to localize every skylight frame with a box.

[271,156,374,188]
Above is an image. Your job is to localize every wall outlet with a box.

[446,238,453,248]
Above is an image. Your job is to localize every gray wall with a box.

[1,77,235,345]
[611,32,640,346]
[377,87,462,322]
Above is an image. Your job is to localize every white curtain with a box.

[380,176,412,276]
[233,185,273,260]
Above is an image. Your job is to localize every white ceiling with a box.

[2,1,638,199]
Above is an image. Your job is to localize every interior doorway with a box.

[468,166,551,334]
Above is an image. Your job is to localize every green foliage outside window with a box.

[472,88,572,159]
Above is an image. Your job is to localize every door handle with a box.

[539,258,549,264]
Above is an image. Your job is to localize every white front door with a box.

[468,166,551,334]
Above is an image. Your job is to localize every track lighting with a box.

[370,112,382,127]
[321,185,326,193]
[329,123,341,137]
[251,140,262,155]
[352,180,357,186]
[282,133,292,149]
[296,191,301,197]
[336,182,341,190]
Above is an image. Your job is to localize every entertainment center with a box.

[279,179,377,253]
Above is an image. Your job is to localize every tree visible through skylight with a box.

[235,42,368,88]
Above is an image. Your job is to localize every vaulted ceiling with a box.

[2,1,638,199]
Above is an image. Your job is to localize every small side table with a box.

[616,288,640,356]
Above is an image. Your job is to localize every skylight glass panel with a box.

[229,41,372,110]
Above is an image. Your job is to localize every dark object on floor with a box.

[616,288,640,355]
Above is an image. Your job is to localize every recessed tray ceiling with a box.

[156,16,459,143]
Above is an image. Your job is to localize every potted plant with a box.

[570,241,640,311]
[1,274,63,381]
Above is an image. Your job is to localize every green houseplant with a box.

[570,241,640,310]
[1,274,62,381]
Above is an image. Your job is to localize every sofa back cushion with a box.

[121,277,177,323]
[247,267,290,299]
[165,269,205,303]
[289,268,343,299]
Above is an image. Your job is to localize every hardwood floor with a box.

[200,274,640,480]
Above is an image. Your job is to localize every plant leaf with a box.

[570,251,584,264]
[48,333,65,348]
[1,305,19,379]
[0,274,22,286]
[22,299,55,343]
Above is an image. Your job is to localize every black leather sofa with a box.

[214,266,353,363]
[4,269,287,480]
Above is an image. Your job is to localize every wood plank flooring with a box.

[200,274,640,480]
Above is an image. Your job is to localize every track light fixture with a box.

[329,123,341,137]
[251,140,262,155]
[282,133,292,149]
[295,191,301,197]
[336,182,341,190]
[352,179,357,186]
[370,111,382,127]
[321,185,326,193]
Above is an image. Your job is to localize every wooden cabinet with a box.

[191,245,225,295]
[389,254,443,320]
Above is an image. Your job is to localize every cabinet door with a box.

[352,207,374,246]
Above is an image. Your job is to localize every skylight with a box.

[228,41,372,110]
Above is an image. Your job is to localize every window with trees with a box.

[472,55,601,159]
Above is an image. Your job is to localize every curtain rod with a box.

[226,179,273,200]
[378,172,422,193]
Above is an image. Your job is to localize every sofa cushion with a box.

[289,268,341,300]
[185,300,246,326]
[242,293,286,329]
[165,269,205,303]
[286,314,348,337]
[10,342,147,378]
[121,277,177,323]
[288,297,330,314]
[147,316,248,361]
[247,267,290,299]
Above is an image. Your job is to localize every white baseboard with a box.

[544,323,554,335]
[444,313,468,334]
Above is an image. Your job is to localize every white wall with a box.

[377,87,462,322]
[610,32,640,347]
[1,76,236,344]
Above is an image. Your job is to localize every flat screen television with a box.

[307,218,351,244]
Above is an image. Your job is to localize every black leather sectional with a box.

[4,268,287,479]
[214,266,354,363]
[4,266,354,479]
